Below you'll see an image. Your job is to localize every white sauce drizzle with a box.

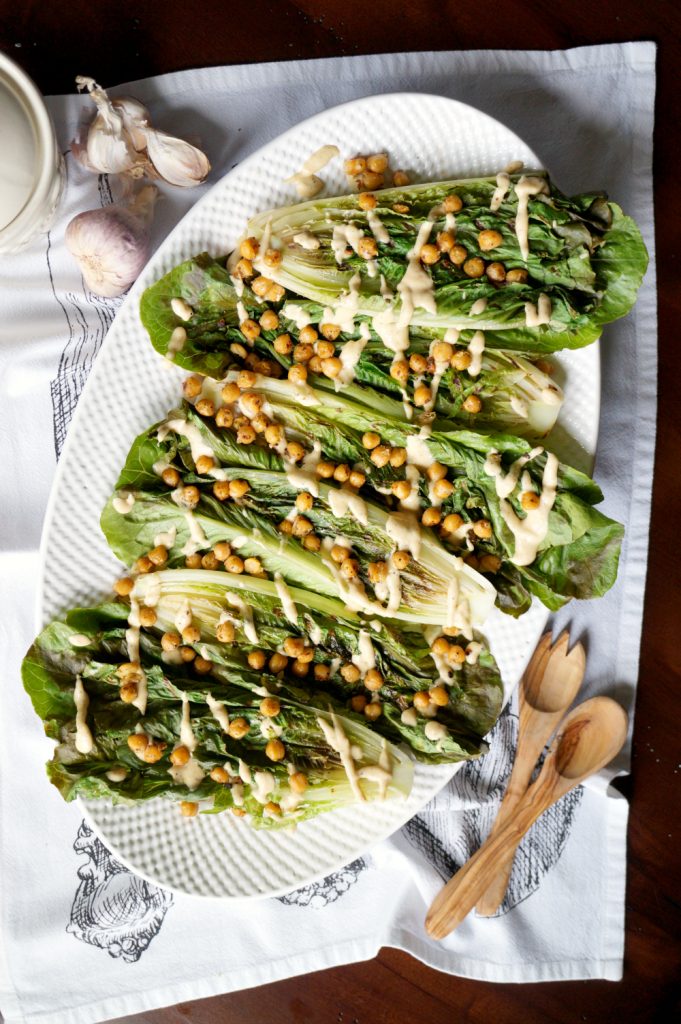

[524,293,552,327]
[73,676,94,754]
[331,222,365,262]
[293,230,321,250]
[336,326,369,388]
[316,714,364,801]
[274,573,298,625]
[223,591,259,644]
[470,298,488,316]
[425,721,449,742]
[181,511,207,556]
[180,693,197,752]
[484,448,559,565]
[386,510,422,560]
[238,759,252,784]
[490,170,511,212]
[171,297,193,321]
[174,598,193,634]
[444,327,460,343]
[206,692,230,733]
[166,326,187,361]
[306,618,323,645]
[327,485,368,526]
[366,209,390,244]
[445,567,473,641]
[401,707,418,727]
[352,630,376,677]
[285,440,322,497]
[154,526,177,549]
[282,302,312,329]
[467,331,486,377]
[253,770,276,804]
[397,220,437,324]
[112,491,135,515]
[465,641,483,665]
[357,742,393,799]
[106,767,128,782]
[286,144,339,198]
[69,634,91,648]
[158,418,214,464]
[168,758,205,790]
[514,175,549,261]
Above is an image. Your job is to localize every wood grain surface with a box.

[2,2,679,1021]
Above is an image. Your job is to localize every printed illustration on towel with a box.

[67,821,173,962]
[402,702,583,915]
[278,857,367,909]
[47,166,123,459]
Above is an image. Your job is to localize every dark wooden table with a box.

[2,2,679,1021]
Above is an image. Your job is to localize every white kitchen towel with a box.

[0,42,656,1024]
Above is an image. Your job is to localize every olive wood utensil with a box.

[475,630,585,916]
[425,695,628,940]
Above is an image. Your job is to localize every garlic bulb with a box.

[72,76,210,187]
[65,185,158,298]
[144,128,211,188]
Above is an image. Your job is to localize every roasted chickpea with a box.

[521,490,541,510]
[462,394,482,414]
[421,507,441,527]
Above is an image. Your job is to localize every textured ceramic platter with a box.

[38,93,599,899]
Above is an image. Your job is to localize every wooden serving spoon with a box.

[475,630,586,916]
[425,696,628,940]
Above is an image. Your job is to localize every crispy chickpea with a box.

[506,268,529,284]
[366,152,388,173]
[340,558,360,580]
[429,685,450,707]
[449,244,468,266]
[221,382,240,403]
[265,424,284,447]
[463,257,486,278]
[228,717,250,739]
[308,354,323,374]
[251,276,273,298]
[288,364,308,385]
[345,156,367,176]
[260,696,281,718]
[139,606,157,628]
[231,343,248,360]
[521,490,541,510]
[292,516,313,537]
[364,702,382,720]
[426,462,447,483]
[119,681,138,703]
[237,370,257,390]
[247,649,266,670]
[409,352,428,374]
[226,555,245,574]
[195,398,215,417]
[233,257,253,280]
[244,557,264,576]
[216,621,236,643]
[364,669,384,692]
[448,644,466,665]
[303,533,321,552]
[422,507,442,527]
[264,248,282,268]
[443,194,463,214]
[135,555,153,574]
[358,192,377,210]
[431,636,450,657]
[291,658,310,678]
[322,356,343,379]
[183,375,203,398]
[161,466,180,488]
[349,470,366,489]
[265,738,286,762]
[486,261,506,282]
[269,652,288,673]
[300,325,320,347]
[333,463,351,483]
[127,733,149,756]
[463,394,482,414]
[264,801,282,818]
[392,170,410,186]
[259,308,280,331]
[195,455,215,476]
[413,690,432,713]
[185,553,202,569]
[331,544,351,564]
[142,742,166,764]
[479,553,502,573]
[392,479,412,501]
[451,349,472,372]
[313,343,334,364]
[265,283,285,303]
[432,341,454,364]
[237,423,256,445]
[386,448,406,470]
[283,637,306,658]
[360,171,384,190]
[316,461,335,478]
[432,478,454,501]
[442,513,464,533]
[341,662,361,684]
[286,441,306,463]
[182,623,201,644]
[478,229,503,251]
[251,413,270,434]
[390,359,409,385]
[170,746,191,767]
[368,560,388,584]
[358,236,378,260]
[239,391,263,418]
[231,807,247,818]
[161,631,181,652]
[289,771,309,794]
[274,333,293,355]
[370,445,391,468]
[240,318,261,342]
[240,236,260,260]
[213,480,230,501]
[473,518,493,539]
[194,656,213,674]
[320,322,341,341]
[180,801,199,817]
[210,766,230,784]
[420,243,440,265]
[314,663,331,681]
[350,694,368,713]
[393,202,410,214]
[215,407,234,429]
[392,550,411,570]
[113,576,134,597]
[362,431,381,450]
[436,231,455,253]
[414,384,432,407]
[293,343,314,364]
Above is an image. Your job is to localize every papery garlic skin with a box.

[74,76,144,176]
[65,185,158,298]
[144,128,211,188]
[112,96,151,152]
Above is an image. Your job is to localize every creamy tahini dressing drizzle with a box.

[317,713,365,801]
[484,448,559,565]
[490,171,511,212]
[467,331,486,377]
[69,634,91,647]
[73,676,94,754]
[106,767,128,782]
[223,591,259,643]
[524,293,552,327]
[169,757,205,790]
[253,770,276,804]
[332,222,365,263]
[174,598,193,634]
[358,741,393,800]
[154,526,177,549]
[336,323,370,389]
[238,759,252,784]
[470,298,488,316]
[179,692,197,752]
[293,230,321,250]
[274,573,298,625]
[306,617,323,644]
[158,417,214,464]
[445,566,473,641]
[425,721,449,742]
[286,144,339,198]
[112,491,135,515]
[285,440,322,497]
[206,692,230,733]
[386,510,422,560]
[166,325,187,361]
[282,302,312,329]
[397,220,437,325]
[327,485,368,526]
[401,707,418,727]
[465,641,483,665]
[182,511,207,556]
[366,209,390,243]
[351,629,376,677]
[514,175,549,261]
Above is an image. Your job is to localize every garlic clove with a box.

[112,96,152,152]
[143,128,211,188]
[75,76,143,175]
[65,185,159,298]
